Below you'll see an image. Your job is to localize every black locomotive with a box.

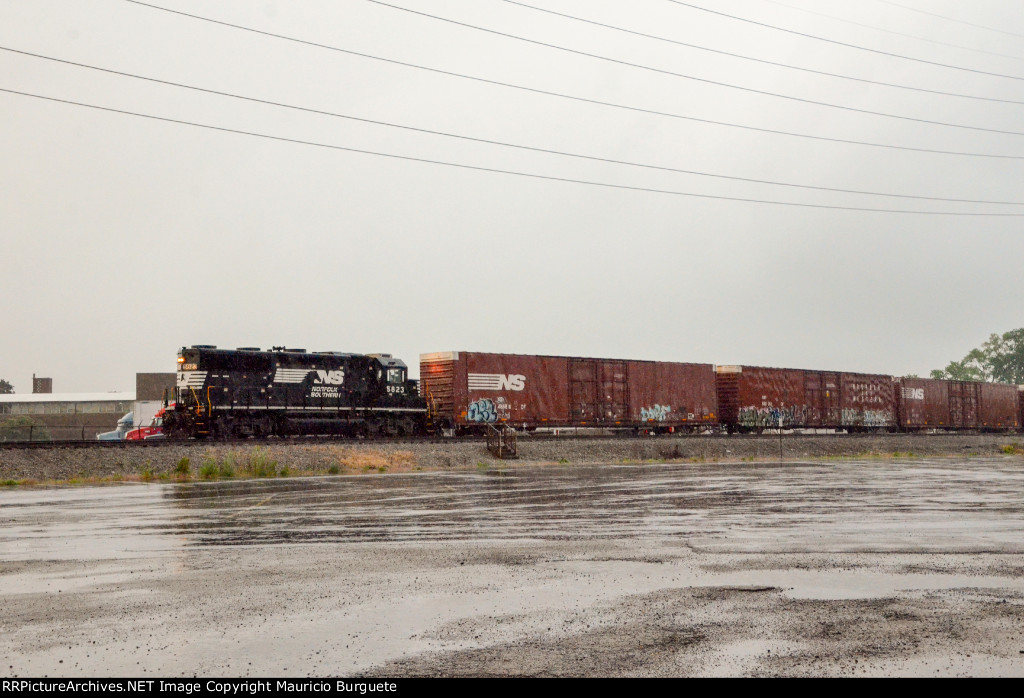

[164,345,426,439]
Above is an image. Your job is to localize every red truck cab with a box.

[125,405,170,440]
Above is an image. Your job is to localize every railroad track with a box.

[0,430,1004,450]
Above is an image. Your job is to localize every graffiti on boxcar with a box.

[841,409,893,427]
[639,404,672,421]
[738,406,805,428]
[848,383,887,405]
[467,398,498,423]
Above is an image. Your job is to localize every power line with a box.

[664,0,1024,81]
[362,0,1024,136]
[759,0,1024,62]
[7,44,1022,206]
[120,1,1024,159]
[875,0,1024,40]
[501,0,1024,104]
[4,86,1022,216]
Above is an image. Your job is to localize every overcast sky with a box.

[2,0,1023,393]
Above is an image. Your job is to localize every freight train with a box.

[420,352,1018,434]
[163,345,1023,439]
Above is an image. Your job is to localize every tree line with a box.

[929,329,1024,385]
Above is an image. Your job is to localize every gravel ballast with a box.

[1,433,1022,481]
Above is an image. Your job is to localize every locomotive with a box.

[164,345,426,439]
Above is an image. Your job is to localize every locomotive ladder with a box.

[486,424,518,459]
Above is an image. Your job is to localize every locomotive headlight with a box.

[177,357,185,363]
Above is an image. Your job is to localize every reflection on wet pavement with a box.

[3,458,1024,677]
[3,459,1024,555]
[159,458,1024,551]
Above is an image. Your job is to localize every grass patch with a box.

[175,457,191,475]
[1001,443,1024,455]
[199,457,219,480]
[248,447,278,478]
[2,479,17,487]
[305,446,416,474]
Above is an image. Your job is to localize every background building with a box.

[0,372,173,441]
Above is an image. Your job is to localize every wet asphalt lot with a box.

[2,458,1024,677]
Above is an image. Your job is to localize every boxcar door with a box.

[598,360,629,422]
[569,359,598,423]
[949,381,979,428]
[822,373,841,427]
[804,372,822,427]
[965,383,980,427]
[949,382,965,428]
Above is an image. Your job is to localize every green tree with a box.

[0,416,51,442]
[931,330,1024,384]
[980,329,1024,384]
[0,379,12,394]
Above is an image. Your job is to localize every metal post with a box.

[778,416,783,464]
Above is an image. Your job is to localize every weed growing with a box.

[199,457,219,480]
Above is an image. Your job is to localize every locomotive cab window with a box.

[388,368,405,384]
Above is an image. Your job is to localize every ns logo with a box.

[496,374,526,391]
[314,370,345,385]
[468,373,527,392]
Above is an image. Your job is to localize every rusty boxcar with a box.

[420,351,718,432]
[1020,386,1024,429]
[896,378,1020,431]
[716,365,896,433]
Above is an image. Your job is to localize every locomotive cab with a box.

[369,353,418,398]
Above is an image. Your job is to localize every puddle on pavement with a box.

[2,458,1023,555]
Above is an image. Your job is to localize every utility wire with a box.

[5,87,1023,216]
[7,45,1022,206]
[664,0,1024,81]
[120,1,1024,160]
[502,0,1024,105]
[875,0,1024,40]
[363,0,1024,136]
[759,0,1024,62]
